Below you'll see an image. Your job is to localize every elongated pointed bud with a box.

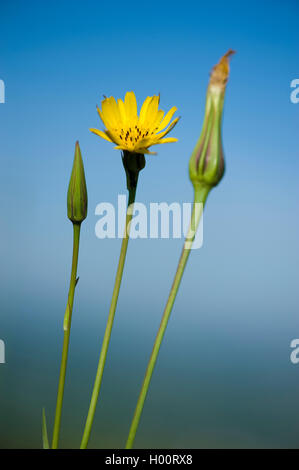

[67,141,88,224]
[189,50,235,189]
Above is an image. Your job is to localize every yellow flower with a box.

[90,91,180,155]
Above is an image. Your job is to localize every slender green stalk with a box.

[52,222,81,449]
[80,186,137,449]
[125,184,210,449]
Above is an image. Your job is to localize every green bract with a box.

[189,50,234,190]
[189,87,225,188]
[67,141,88,224]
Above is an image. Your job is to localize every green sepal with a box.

[122,151,145,191]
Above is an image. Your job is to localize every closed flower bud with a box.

[67,141,88,224]
[189,50,235,189]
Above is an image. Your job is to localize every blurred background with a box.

[0,0,299,449]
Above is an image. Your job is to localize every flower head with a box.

[90,92,179,155]
[189,50,235,189]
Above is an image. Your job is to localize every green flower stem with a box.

[52,222,81,449]
[80,186,137,449]
[125,184,210,449]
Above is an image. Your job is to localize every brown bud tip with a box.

[209,49,236,89]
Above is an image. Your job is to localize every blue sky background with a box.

[0,0,299,448]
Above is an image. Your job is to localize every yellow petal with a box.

[97,106,113,131]
[107,96,121,124]
[96,106,108,127]
[101,97,118,128]
[151,109,164,129]
[137,147,157,155]
[124,91,138,120]
[117,98,127,125]
[138,96,152,125]
[157,106,177,132]
[155,116,180,139]
[152,137,178,145]
[114,144,157,155]
[144,95,160,126]
[90,128,113,142]
[114,145,127,150]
